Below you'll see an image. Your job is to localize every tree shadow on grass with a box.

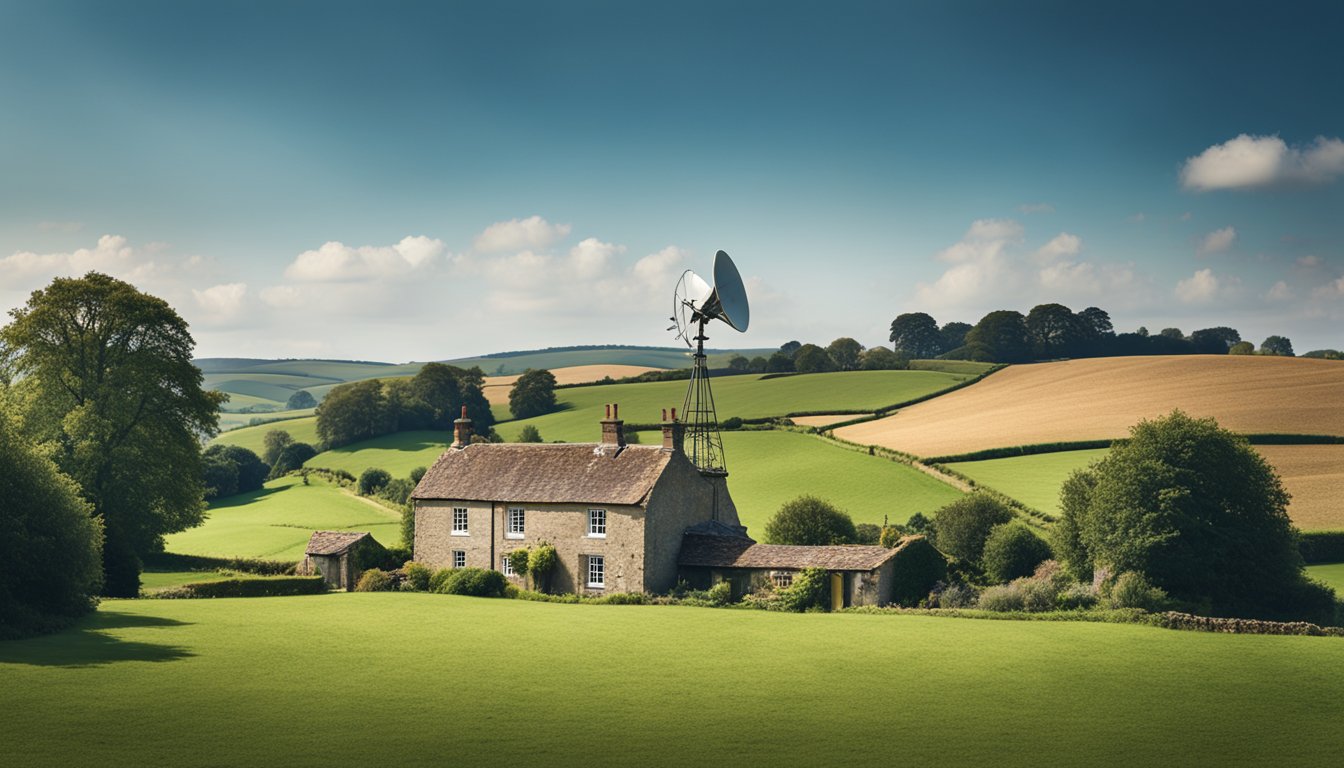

[0,610,196,668]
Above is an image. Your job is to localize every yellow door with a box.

[830,572,843,611]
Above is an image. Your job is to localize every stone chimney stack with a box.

[452,405,472,449]
[661,407,685,453]
[600,403,625,448]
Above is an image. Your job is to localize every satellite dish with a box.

[697,250,751,332]
[670,270,712,347]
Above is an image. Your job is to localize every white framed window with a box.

[452,507,469,535]
[502,554,515,576]
[772,571,794,588]
[588,508,607,538]
[452,550,465,569]
[506,507,525,539]
[587,555,605,588]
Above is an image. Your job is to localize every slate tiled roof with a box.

[305,530,372,556]
[410,443,672,506]
[678,531,916,571]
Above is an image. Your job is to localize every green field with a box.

[945,449,1107,515]
[216,408,316,433]
[495,370,975,442]
[3,595,1342,767]
[1307,562,1344,594]
[301,428,962,532]
[162,475,401,561]
[213,415,321,454]
[138,570,269,593]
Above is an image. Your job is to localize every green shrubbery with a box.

[744,568,831,612]
[154,576,327,599]
[430,567,508,597]
[355,568,394,592]
[401,562,432,591]
[889,536,949,606]
[358,468,392,496]
[931,494,1013,562]
[981,524,1052,583]
[1103,572,1168,611]
[764,496,858,545]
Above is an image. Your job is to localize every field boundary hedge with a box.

[812,364,1007,430]
[844,605,1344,637]
[150,576,328,599]
[142,552,297,575]
[1300,531,1344,564]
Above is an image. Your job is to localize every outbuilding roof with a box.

[678,531,917,571]
[410,443,672,506]
[305,530,374,556]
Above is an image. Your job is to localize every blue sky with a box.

[2,1,1342,360]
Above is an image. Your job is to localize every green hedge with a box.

[142,552,296,575]
[153,576,327,599]
[1300,531,1344,564]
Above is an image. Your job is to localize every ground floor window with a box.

[772,571,794,588]
[587,555,605,588]
[502,554,514,576]
[452,550,465,568]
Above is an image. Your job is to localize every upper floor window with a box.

[507,507,525,539]
[452,550,465,568]
[452,507,469,535]
[588,508,607,538]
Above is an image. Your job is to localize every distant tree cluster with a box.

[202,445,268,499]
[316,363,493,449]
[727,337,911,376]
[508,369,558,419]
[889,305,1301,364]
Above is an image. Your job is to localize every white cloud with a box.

[0,234,139,279]
[1175,268,1221,303]
[472,215,572,253]
[915,219,1024,307]
[1034,232,1082,263]
[568,237,625,279]
[1196,226,1237,256]
[1017,202,1054,214]
[193,282,248,317]
[1266,281,1293,301]
[1311,276,1344,300]
[283,235,446,282]
[1296,254,1323,268]
[1180,134,1344,191]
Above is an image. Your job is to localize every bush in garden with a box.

[777,567,831,612]
[428,568,455,593]
[981,524,1053,583]
[934,582,979,608]
[401,562,432,592]
[1103,572,1169,612]
[354,568,393,592]
[358,468,392,496]
[528,543,558,593]
[931,493,1013,562]
[435,567,508,598]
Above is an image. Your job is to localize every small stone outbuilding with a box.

[678,526,944,608]
[303,530,387,590]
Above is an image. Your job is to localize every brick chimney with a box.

[661,407,685,453]
[600,403,625,448]
[452,405,472,449]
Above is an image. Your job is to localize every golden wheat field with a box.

[1255,444,1344,530]
[481,364,665,405]
[835,356,1344,457]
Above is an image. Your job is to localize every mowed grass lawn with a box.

[2,595,1343,767]
[162,476,401,561]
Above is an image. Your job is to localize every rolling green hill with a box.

[162,475,401,561]
[5,596,1343,767]
[301,428,964,533]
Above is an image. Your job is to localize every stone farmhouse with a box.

[411,405,931,607]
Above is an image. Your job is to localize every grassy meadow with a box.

[837,355,1344,457]
[1307,562,1344,594]
[163,475,401,561]
[945,449,1108,516]
[3,595,1343,767]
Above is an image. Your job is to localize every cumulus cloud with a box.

[1311,276,1344,300]
[1180,134,1344,191]
[1266,281,1293,301]
[1175,268,1223,303]
[193,282,248,317]
[1017,202,1054,214]
[472,215,571,253]
[1034,232,1082,263]
[0,234,140,279]
[1196,226,1237,256]
[283,235,445,282]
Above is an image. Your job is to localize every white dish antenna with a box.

[667,250,751,346]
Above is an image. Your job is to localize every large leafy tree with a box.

[316,379,394,448]
[1260,335,1295,357]
[1189,326,1241,354]
[764,496,857,545]
[1025,303,1083,359]
[1054,411,1332,623]
[889,312,942,358]
[1,272,224,596]
[0,401,105,636]
[825,337,863,371]
[509,368,558,419]
[939,321,972,353]
[965,310,1032,363]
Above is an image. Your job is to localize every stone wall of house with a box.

[415,499,647,594]
[642,455,743,594]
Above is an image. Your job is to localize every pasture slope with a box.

[948,445,1344,530]
[836,355,1344,457]
[163,475,400,561]
[3,595,1343,767]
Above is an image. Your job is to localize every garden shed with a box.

[303,531,386,591]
